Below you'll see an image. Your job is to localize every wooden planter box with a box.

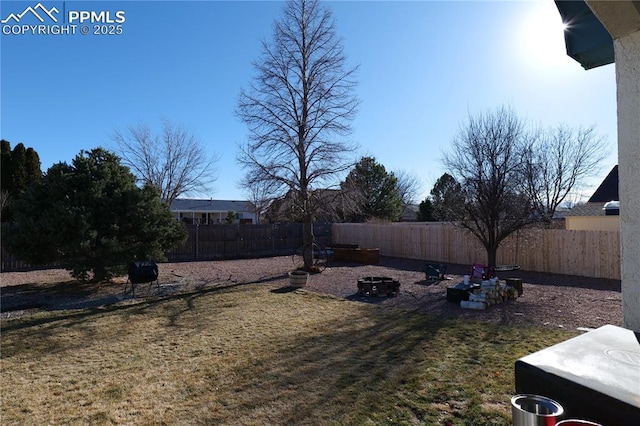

[332,248,380,264]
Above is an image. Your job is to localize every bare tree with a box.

[244,179,279,224]
[112,118,219,205]
[237,0,359,271]
[525,124,609,224]
[394,169,422,206]
[444,106,535,269]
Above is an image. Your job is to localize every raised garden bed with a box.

[333,247,380,264]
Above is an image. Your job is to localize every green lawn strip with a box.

[1,283,576,425]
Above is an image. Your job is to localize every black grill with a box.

[127,261,158,284]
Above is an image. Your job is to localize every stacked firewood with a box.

[460,278,519,310]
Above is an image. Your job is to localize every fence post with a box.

[195,222,200,260]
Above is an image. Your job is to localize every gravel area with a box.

[0,256,622,331]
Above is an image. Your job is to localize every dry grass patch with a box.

[1,280,576,425]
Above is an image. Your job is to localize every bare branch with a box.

[394,169,422,206]
[525,123,609,223]
[112,119,219,204]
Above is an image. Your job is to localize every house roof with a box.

[565,165,620,217]
[566,202,608,217]
[170,199,255,213]
[588,165,619,202]
[554,0,614,69]
[400,204,419,222]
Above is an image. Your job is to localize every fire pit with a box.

[357,276,400,297]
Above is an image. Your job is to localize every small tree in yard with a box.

[444,107,534,269]
[237,0,359,271]
[225,211,236,224]
[2,148,186,281]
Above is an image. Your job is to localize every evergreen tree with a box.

[1,140,13,195]
[0,140,42,196]
[10,143,28,194]
[3,148,186,281]
[417,197,435,221]
[430,173,466,221]
[25,147,42,186]
[225,211,236,224]
[343,156,403,222]
[1,140,43,221]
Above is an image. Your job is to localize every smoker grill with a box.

[125,261,159,295]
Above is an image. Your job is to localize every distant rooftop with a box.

[588,165,618,203]
[567,202,608,217]
[170,199,254,212]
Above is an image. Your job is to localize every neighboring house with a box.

[565,166,620,231]
[170,199,258,225]
[265,189,347,223]
[400,204,419,222]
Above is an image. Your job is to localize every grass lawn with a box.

[1,280,577,425]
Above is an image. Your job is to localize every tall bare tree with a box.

[444,106,534,269]
[237,0,359,271]
[112,119,219,205]
[524,124,609,224]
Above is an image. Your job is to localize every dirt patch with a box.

[0,256,622,330]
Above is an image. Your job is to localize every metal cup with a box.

[511,394,564,426]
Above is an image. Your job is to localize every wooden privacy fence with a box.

[165,222,331,262]
[1,223,331,271]
[332,222,621,279]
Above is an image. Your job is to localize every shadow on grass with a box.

[206,308,449,424]
[191,303,516,425]
[1,277,557,424]
[270,286,299,294]
[0,279,257,334]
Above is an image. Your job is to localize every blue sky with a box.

[1,0,618,202]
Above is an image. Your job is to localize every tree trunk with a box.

[302,214,315,271]
[487,244,498,270]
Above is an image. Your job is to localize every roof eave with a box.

[554,0,615,70]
